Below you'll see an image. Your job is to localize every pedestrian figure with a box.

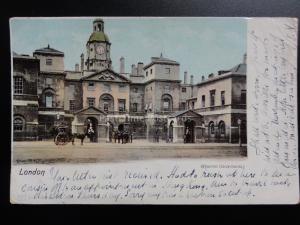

[169,122,174,143]
[87,119,95,142]
[155,128,160,143]
[114,130,117,143]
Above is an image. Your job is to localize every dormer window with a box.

[46,58,52,65]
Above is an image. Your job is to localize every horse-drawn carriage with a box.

[52,122,93,145]
[54,125,72,145]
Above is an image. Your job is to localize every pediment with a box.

[82,69,130,83]
[183,110,203,118]
[74,106,107,115]
[98,71,116,81]
[169,110,203,118]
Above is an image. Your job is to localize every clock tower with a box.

[86,18,112,71]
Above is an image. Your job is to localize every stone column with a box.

[146,119,150,141]
[229,126,232,143]
[106,122,110,143]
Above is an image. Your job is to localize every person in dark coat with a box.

[155,128,160,142]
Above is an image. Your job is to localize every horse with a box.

[71,133,87,145]
[113,130,132,144]
[122,131,130,144]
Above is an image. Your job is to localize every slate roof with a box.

[12,52,37,60]
[144,54,179,69]
[196,62,246,86]
[34,45,64,56]
[230,63,247,75]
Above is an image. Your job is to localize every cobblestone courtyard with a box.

[13,140,247,164]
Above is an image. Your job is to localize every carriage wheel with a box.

[55,133,69,145]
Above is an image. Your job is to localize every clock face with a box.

[96,45,105,55]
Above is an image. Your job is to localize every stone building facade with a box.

[12,18,247,143]
[195,56,247,143]
[13,53,40,140]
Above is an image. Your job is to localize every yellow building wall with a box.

[195,77,232,109]
[82,81,130,111]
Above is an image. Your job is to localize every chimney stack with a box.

[184,71,188,84]
[75,63,79,72]
[243,53,247,64]
[202,76,205,81]
[137,62,144,75]
[120,57,125,74]
[190,75,194,85]
[80,53,84,72]
[131,64,137,75]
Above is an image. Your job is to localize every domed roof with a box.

[93,18,104,23]
[88,31,110,43]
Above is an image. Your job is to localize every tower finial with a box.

[93,18,104,32]
[47,44,50,48]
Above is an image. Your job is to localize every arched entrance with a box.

[184,119,195,143]
[168,120,174,142]
[208,121,215,139]
[85,117,98,142]
[241,120,247,144]
[118,123,124,132]
[217,120,226,142]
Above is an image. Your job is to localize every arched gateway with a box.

[72,106,107,142]
[167,110,203,143]
[184,119,195,143]
[85,117,98,142]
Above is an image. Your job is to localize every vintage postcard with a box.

[10,17,298,204]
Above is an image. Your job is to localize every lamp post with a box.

[237,118,241,147]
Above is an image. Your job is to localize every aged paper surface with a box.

[10,17,298,204]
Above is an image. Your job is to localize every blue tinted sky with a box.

[10,17,246,83]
